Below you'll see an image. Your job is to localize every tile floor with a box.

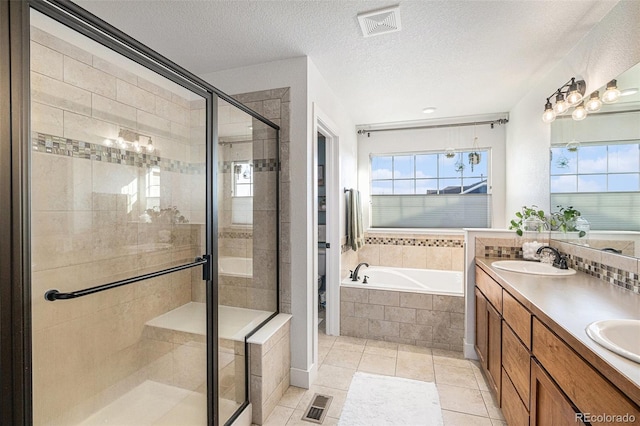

[260,329,506,426]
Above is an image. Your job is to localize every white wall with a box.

[201,56,359,388]
[357,117,507,230]
[505,1,640,224]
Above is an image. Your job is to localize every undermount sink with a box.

[586,320,640,364]
[492,260,576,276]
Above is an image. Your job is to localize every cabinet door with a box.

[487,303,502,402]
[530,360,585,426]
[475,287,488,367]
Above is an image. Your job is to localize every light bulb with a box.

[553,92,568,114]
[572,102,588,121]
[103,138,113,147]
[602,79,621,104]
[146,139,155,153]
[566,89,583,106]
[542,101,556,123]
[584,91,602,112]
[566,79,583,105]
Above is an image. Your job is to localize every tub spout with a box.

[352,262,369,281]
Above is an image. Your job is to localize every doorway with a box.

[313,105,341,354]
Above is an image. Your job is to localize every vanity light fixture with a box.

[602,79,621,104]
[104,129,157,153]
[542,77,586,123]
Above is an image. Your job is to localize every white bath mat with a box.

[339,372,443,426]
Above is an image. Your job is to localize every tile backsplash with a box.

[477,237,639,294]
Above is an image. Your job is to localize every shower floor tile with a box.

[78,380,241,425]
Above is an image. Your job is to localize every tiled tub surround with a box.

[476,236,640,293]
[357,232,465,273]
[30,25,208,424]
[340,287,464,351]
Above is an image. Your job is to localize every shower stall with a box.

[1,1,279,425]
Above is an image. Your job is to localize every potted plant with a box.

[549,205,587,238]
[509,205,547,236]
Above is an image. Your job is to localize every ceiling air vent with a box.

[357,5,401,37]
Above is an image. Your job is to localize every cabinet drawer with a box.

[502,321,530,410]
[502,368,529,426]
[532,318,640,423]
[503,290,531,349]
[476,266,502,313]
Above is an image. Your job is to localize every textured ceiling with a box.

[75,0,618,125]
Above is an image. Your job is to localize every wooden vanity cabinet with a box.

[530,360,585,426]
[475,262,640,426]
[474,280,502,400]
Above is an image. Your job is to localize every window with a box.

[550,141,640,231]
[232,161,253,225]
[370,150,491,228]
[145,166,161,210]
[233,161,253,196]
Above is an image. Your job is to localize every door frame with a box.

[312,104,341,342]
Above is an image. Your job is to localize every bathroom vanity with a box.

[474,258,640,426]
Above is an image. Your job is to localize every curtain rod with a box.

[357,118,509,136]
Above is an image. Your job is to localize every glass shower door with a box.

[29,6,213,425]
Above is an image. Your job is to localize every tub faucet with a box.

[352,262,369,281]
[536,246,568,269]
[601,247,622,254]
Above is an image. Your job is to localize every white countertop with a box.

[476,258,640,400]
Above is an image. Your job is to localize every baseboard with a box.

[290,362,318,389]
[463,340,478,360]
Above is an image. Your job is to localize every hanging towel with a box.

[348,189,365,252]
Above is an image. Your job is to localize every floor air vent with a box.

[302,393,333,424]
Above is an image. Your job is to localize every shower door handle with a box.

[44,256,209,301]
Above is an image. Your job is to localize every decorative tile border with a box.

[220,159,278,173]
[32,132,204,174]
[364,236,464,248]
[570,255,639,293]
[483,246,523,259]
[219,230,253,239]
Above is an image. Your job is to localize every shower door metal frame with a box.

[0,1,278,425]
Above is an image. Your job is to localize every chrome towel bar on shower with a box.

[44,256,209,301]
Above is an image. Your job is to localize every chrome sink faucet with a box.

[350,262,369,281]
[536,246,568,270]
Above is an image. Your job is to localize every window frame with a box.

[550,140,640,193]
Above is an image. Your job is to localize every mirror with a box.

[550,62,640,259]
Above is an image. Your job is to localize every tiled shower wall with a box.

[229,89,292,314]
[30,26,205,424]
